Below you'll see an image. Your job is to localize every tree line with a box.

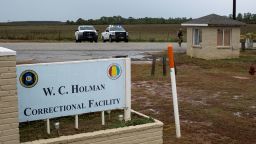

[230,13,256,24]
[66,16,191,25]
[67,13,256,25]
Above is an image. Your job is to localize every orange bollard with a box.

[168,44,175,68]
[168,44,181,138]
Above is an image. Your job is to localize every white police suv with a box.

[75,25,98,43]
[101,25,128,42]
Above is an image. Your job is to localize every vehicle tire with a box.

[109,35,113,43]
[76,39,81,43]
[102,37,106,43]
[125,39,128,43]
[94,37,98,43]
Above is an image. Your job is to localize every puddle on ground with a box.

[232,76,249,80]
[250,106,256,109]
[232,95,241,100]
[233,112,242,117]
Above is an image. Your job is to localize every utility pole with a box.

[233,0,236,20]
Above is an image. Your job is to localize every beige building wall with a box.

[0,48,20,144]
[186,27,240,60]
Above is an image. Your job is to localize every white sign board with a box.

[17,58,130,122]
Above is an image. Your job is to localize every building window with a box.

[193,28,202,46]
[217,29,231,46]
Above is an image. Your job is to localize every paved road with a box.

[0,42,186,63]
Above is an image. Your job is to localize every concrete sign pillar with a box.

[0,47,20,144]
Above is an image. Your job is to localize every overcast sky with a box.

[0,0,255,22]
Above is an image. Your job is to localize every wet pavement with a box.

[0,42,186,63]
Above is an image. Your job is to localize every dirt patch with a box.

[131,52,256,144]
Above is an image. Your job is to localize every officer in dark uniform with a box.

[177,28,183,47]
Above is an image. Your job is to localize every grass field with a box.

[0,24,181,42]
[0,24,255,42]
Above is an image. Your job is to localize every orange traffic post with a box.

[168,44,181,138]
[168,45,175,69]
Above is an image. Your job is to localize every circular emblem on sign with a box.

[108,64,122,80]
[19,70,38,88]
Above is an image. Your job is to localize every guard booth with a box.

[181,14,245,60]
